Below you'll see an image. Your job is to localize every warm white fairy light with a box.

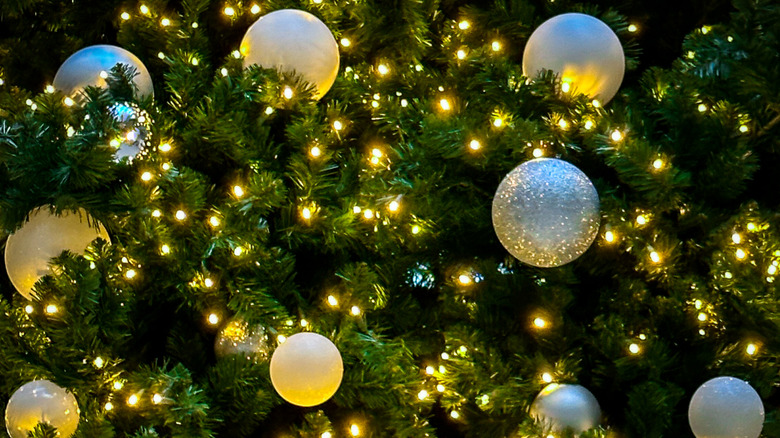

[321,433,332,438]
[141,171,153,182]
[63,97,75,107]
[209,216,220,227]
[697,103,708,113]
[652,159,664,170]
[411,225,421,234]
[113,381,124,391]
[604,230,616,243]
[768,265,778,275]
[584,120,594,130]
[159,142,172,152]
[125,269,137,279]
[629,343,640,354]
[450,410,460,419]
[437,384,445,392]
[340,38,351,47]
[739,124,749,133]
[282,86,294,100]
[207,313,220,325]
[533,317,546,328]
[458,20,470,30]
[425,366,435,375]
[333,120,343,131]
[558,119,568,129]
[93,357,105,368]
[698,312,707,322]
[457,49,466,60]
[301,207,313,220]
[250,4,261,14]
[191,58,199,66]
[162,162,172,170]
[649,251,661,263]
[725,271,733,279]
[152,394,163,404]
[161,18,171,26]
[439,98,451,111]
[468,139,481,151]
[560,81,571,93]
[350,424,360,436]
[746,343,758,356]
[417,390,429,400]
[127,394,139,406]
[105,402,114,411]
[175,210,187,221]
[121,12,131,20]
[377,64,390,76]
[45,85,55,94]
[204,278,215,288]
[350,306,361,316]
[224,6,235,16]
[152,209,162,218]
[491,41,501,51]
[310,146,322,158]
[139,4,150,14]
[388,200,400,212]
[735,248,747,260]
[611,130,624,141]
[636,214,647,226]
[542,372,553,383]
[233,246,244,256]
[327,295,338,307]
[628,24,638,32]
[731,233,741,244]
[233,185,245,198]
[363,209,374,220]
[458,274,472,285]
[492,117,504,128]
[160,244,171,255]
[532,148,544,158]
[24,305,34,314]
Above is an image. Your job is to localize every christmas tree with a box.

[1,0,779,436]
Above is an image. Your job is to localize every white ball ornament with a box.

[688,376,764,438]
[523,13,625,104]
[530,383,601,434]
[240,9,339,99]
[5,380,80,438]
[269,332,343,407]
[492,158,600,268]
[214,318,271,361]
[5,207,110,300]
[53,45,154,99]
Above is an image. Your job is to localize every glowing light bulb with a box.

[121,12,130,20]
[350,424,360,436]
[411,225,421,234]
[159,142,172,152]
[158,51,166,59]
[425,366,435,375]
[224,6,235,16]
[652,159,664,169]
[363,209,374,220]
[439,98,451,111]
[141,171,153,182]
[333,120,343,131]
[139,4,149,14]
[350,306,361,316]
[152,209,162,218]
[628,24,638,32]
[451,411,460,419]
[533,317,546,328]
[558,119,568,129]
[152,394,163,404]
[739,125,749,133]
[542,372,553,383]
[94,357,105,368]
[458,274,472,285]
[747,222,757,231]
[232,185,244,198]
[492,117,504,128]
[160,244,170,255]
[301,207,312,220]
[736,248,747,259]
[437,384,445,392]
[629,343,640,354]
[175,210,187,221]
[768,265,777,275]
[250,4,261,14]
[388,200,400,212]
[746,343,757,355]
[127,394,139,406]
[698,312,707,321]
[458,20,470,30]
[377,64,390,76]
[63,97,75,107]
[45,85,55,93]
[113,381,124,390]
[491,41,501,51]
[125,269,137,279]
[604,231,616,243]
[649,251,661,263]
[611,130,624,141]
[698,103,708,112]
[561,81,571,93]
[636,214,647,226]
[441,352,450,360]
[282,86,293,100]
[24,305,34,314]
[322,433,332,438]
[327,295,338,307]
[191,58,199,66]
[161,18,171,26]
[340,38,351,47]
[418,390,428,400]
[105,402,114,410]
[584,120,594,130]
[207,313,219,325]
[456,49,466,60]
[468,139,481,151]
[233,246,244,256]
[732,233,741,244]
[694,299,703,309]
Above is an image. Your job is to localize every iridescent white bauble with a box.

[53,45,154,99]
[530,383,601,434]
[492,158,600,268]
[523,13,625,104]
[214,318,271,361]
[269,332,343,407]
[5,380,80,438]
[240,9,339,99]
[108,102,152,161]
[4,207,110,300]
[689,376,764,438]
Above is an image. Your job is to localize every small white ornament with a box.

[492,158,600,268]
[688,376,764,438]
[530,383,601,434]
[4,207,110,300]
[53,45,154,99]
[269,332,343,407]
[240,9,339,99]
[214,318,271,361]
[5,380,80,438]
[523,13,625,104]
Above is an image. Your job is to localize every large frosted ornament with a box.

[5,380,80,438]
[53,45,154,99]
[214,318,271,362]
[240,9,339,99]
[270,332,343,407]
[5,208,110,300]
[689,376,764,438]
[523,13,625,104]
[492,158,600,267]
[530,384,601,434]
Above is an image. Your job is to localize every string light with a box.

[121,12,130,20]
[250,4,261,14]
[698,103,708,112]
[113,381,124,390]
[425,366,435,375]
[162,162,172,171]
[533,317,546,328]
[45,85,55,93]
[160,18,171,26]
[584,120,594,130]
[362,209,374,220]
[604,230,616,243]
[458,274,472,285]
[152,394,163,404]
[491,41,501,52]
[732,233,742,244]
[350,306,361,316]
[159,142,172,152]
[439,98,451,111]
[388,200,400,212]
[322,433,332,438]
[63,97,75,107]
[333,120,343,131]
[160,244,171,255]
[628,24,638,32]
[417,390,429,400]
[224,6,235,16]
[652,159,664,170]
[175,210,187,221]
[542,372,553,383]
[127,394,139,406]
[747,222,757,231]
[139,4,150,14]
[125,269,137,279]
[327,295,338,307]
[141,171,153,182]
[739,124,749,133]
[350,424,360,436]
[411,225,421,234]
[458,20,470,30]
[105,402,114,411]
[468,139,481,151]
[24,305,34,314]
[437,384,445,392]
[340,38,351,47]
[560,81,571,93]
[746,343,757,356]
[301,207,313,220]
[282,86,294,100]
[492,116,504,128]
[377,64,390,76]
[628,343,641,354]
[450,411,460,419]
[207,313,219,325]
[310,146,322,158]
[233,185,245,198]
[191,58,199,66]
[649,251,661,263]
[456,49,466,60]
[611,130,624,141]
[158,52,166,59]
[735,248,747,260]
[441,352,450,360]
[697,312,707,322]
[277,334,287,343]
[93,357,105,368]
[557,119,568,129]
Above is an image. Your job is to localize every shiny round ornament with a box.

[108,102,152,161]
[530,383,601,434]
[492,158,600,268]
[5,207,110,300]
[5,380,80,438]
[215,318,271,361]
[240,9,339,99]
[523,13,625,104]
[53,45,154,99]
[688,376,764,438]
[269,332,343,407]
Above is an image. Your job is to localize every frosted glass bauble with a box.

[523,13,624,104]
[492,158,600,267]
[5,207,110,300]
[214,318,271,362]
[530,383,601,434]
[269,332,343,407]
[53,45,154,99]
[5,380,80,438]
[689,376,764,438]
[240,9,339,99]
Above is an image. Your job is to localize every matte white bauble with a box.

[523,13,625,104]
[5,380,80,438]
[269,332,343,407]
[240,9,339,99]
[530,383,601,434]
[4,207,110,300]
[53,45,154,99]
[689,376,764,438]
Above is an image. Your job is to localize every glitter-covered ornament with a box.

[689,376,764,438]
[492,158,600,267]
[53,45,154,99]
[214,318,271,361]
[530,383,601,434]
[523,13,625,104]
[240,9,339,99]
[5,380,80,438]
[270,332,343,407]
[4,207,110,300]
